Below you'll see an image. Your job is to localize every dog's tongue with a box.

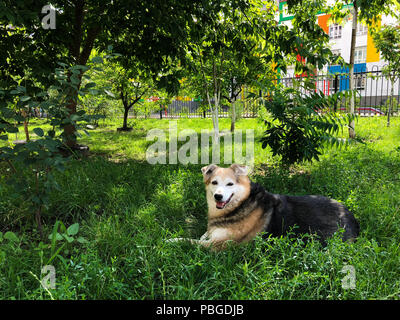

[216,201,227,209]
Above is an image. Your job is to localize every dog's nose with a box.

[214,194,223,201]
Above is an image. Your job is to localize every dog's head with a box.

[201,164,251,214]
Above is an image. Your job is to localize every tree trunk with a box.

[388,80,394,127]
[24,120,30,142]
[212,108,219,143]
[21,109,30,142]
[230,102,236,133]
[64,0,84,148]
[63,0,100,149]
[213,92,220,144]
[64,100,78,147]
[230,78,236,133]
[348,2,358,139]
[123,107,129,129]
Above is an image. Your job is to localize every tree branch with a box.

[221,95,232,103]
[79,26,101,66]
[128,90,147,109]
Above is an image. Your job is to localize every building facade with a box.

[277,0,399,112]
[278,0,397,76]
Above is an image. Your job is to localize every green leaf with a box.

[36,91,48,98]
[70,74,80,85]
[63,235,74,243]
[74,65,89,71]
[20,96,31,102]
[33,127,44,137]
[17,86,26,93]
[67,223,79,236]
[70,114,81,121]
[4,231,19,242]
[6,126,18,133]
[84,82,96,89]
[91,56,103,64]
[48,232,63,241]
[77,237,88,244]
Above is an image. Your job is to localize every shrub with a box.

[258,85,356,165]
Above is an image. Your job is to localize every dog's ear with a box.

[201,164,218,180]
[230,164,249,176]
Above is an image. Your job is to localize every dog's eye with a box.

[211,180,218,185]
[226,182,234,186]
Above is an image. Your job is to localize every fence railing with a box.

[279,71,400,115]
[136,70,400,119]
[147,94,259,119]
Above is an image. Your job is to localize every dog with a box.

[169,164,359,250]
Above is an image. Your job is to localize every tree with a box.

[372,23,400,127]
[186,18,228,143]
[1,0,214,149]
[0,62,105,235]
[338,0,396,136]
[288,0,396,137]
[348,2,359,139]
[107,62,153,130]
[255,0,355,165]
[221,29,274,133]
[183,0,336,140]
[185,0,279,140]
[154,88,175,118]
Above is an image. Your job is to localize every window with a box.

[354,47,367,64]
[356,23,368,36]
[329,24,342,39]
[331,49,341,57]
[354,47,367,90]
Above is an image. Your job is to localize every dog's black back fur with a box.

[249,182,360,242]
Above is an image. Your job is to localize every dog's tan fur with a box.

[168,164,271,250]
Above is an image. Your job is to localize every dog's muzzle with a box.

[215,193,234,209]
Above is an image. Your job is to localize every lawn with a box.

[1,116,400,299]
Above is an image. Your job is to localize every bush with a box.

[258,85,355,165]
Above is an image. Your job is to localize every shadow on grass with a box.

[3,120,400,248]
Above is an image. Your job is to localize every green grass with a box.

[1,116,400,299]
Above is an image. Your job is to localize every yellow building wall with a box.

[366,18,381,63]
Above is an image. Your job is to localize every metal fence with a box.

[147,90,259,119]
[139,70,400,119]
[277,70,400,116]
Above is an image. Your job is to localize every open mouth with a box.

[215,193,234,209]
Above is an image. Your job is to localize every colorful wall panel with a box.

[318,14,331,34]
[366,18,381,63]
